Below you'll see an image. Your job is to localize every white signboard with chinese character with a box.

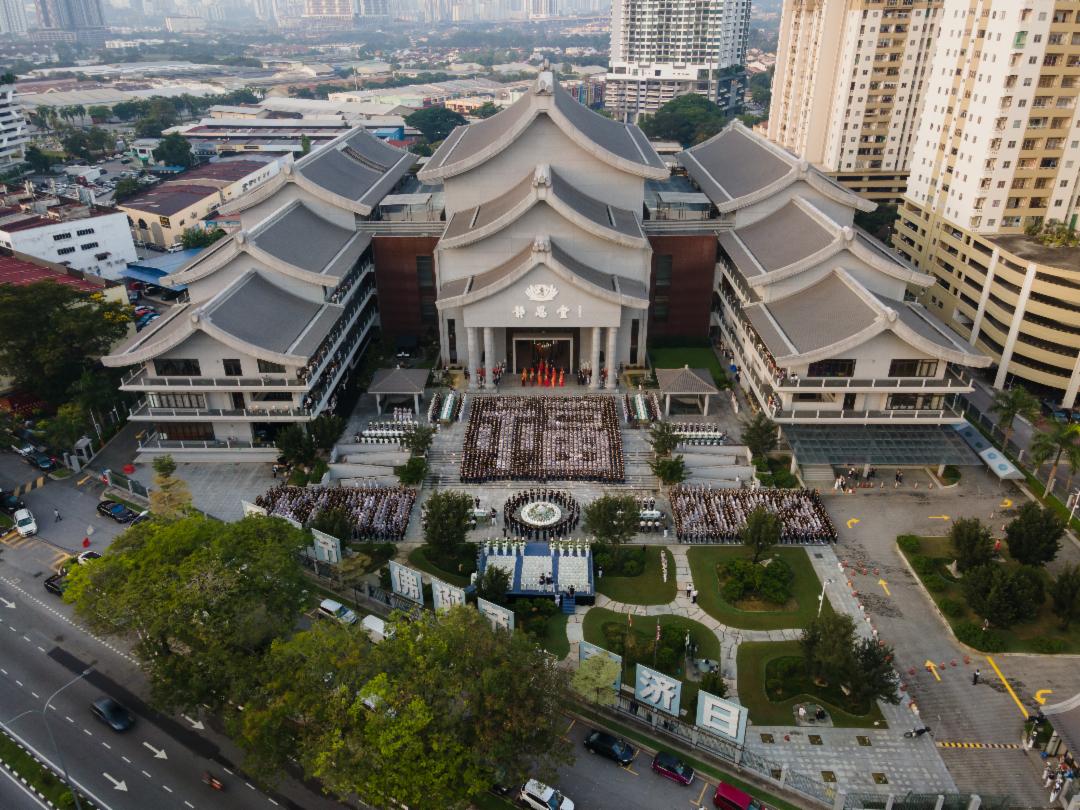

[477,597,514,632]
[634,664,681,717]
[310,529,342,564]
[389,561,424,605]
[241,500,267,518]
[431,577,466,613]
[578,641,622,691]
[695,690,748,745]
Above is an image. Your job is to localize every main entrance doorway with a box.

[510,330,577,374]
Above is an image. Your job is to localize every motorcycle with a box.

[903,726,933,739]
[202,771,225,791]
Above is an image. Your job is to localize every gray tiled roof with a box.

[368,367,430,395]
[550,240,619,292]
[718,231,766,278]
[344,128,406,170]
[469,244,535,292]
[297,129,416,206]
[679,126,792,203]
[735,200,835,272]
[754,273,877,354]
[873,293,972,353]
[617,277,648,299]
[253,202,369,277]
[550,168,643,237]
[423,96,535,175]
[552,84,667,173]
[654,366,718,395]
[437,277,470,299]
[743,306,792,359]
[204,272,337,356]
[300,149,385,201]
[292,305,343,358]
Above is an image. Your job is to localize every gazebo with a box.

[654,366,720,416]
[368,367,430,415]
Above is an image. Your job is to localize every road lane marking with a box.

[184,802,194,808]
[924,661,941,681]
[564,718,575,734]
[986,656,1029,718]
[121,756,131,764]
[103,773,128,792]
[223,767,233,775]
[30,692,38,699]
[269,800,279,806]
[83,729,92,736]
[141,770,152,779]
[1036,689,1054,705]
[36,646,45,653]
[162,785,172,793]
[142,741,168,759]
[936,740,1022,749]
[64,716,73,723]
[0,668,6,674]
[22,635,30,642]
[15,680,22,687]
[101,742,110,750]
[247,782,256,790]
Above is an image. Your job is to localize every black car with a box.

[96,500,137,523]
[91,697,134,732]
[583,730,636,766]
[0,492,24,516]
[43,573,66,596]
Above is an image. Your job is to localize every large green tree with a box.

[990,386,1039,449]
[113,177,141,200]
[0,281,129,405]
[1051,564,1080,630]
[649,454,688,486]
[152,132,194,168]
[741,505,780,564]
[741,411,779,458]
[572,653,621,706]
[583,494,640,550]
[800,613,856,685]
[949,517,995,572]
[961,564,1045,628]
[422,490,474,550]
[638,94,728,146]
[405,106,467,143]
[647,421,679,457]
[179,227,226,249]
[63,515,309,711]
[149,453,192,519]
[1005,502,1064,566]
[234,607,572,807]
[472,101,501,119]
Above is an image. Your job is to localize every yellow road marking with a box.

[693,781,709,806]
[623,766,639,776]
[878,578,891,597]
[1035,689,1054,705]
[928,515,951,520]
[77,474,92,486]
[565,718,575,734]
[924,660,941,682]
[1000,498,1013,508]
[846,518,860,529]
[986,656,1028,719]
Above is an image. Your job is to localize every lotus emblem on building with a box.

[525,283,558,302]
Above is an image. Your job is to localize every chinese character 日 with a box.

[556,305,569,319]
[512,305,525,319]
[535,305,548,319]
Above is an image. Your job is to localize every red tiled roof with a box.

[0,255,103,293]
[119,184,221,216]
[177,160,272,182]
[0,214,52,232]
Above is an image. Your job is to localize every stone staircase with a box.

[800,464,836,486]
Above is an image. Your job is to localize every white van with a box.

[361,614,387,643]
[317,598,357,625]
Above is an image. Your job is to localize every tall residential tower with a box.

[605,0,752,122]
[895,0,1080,406]
[768,0,942,202]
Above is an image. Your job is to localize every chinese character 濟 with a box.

[535,305,548,319]
[512,305,525,319]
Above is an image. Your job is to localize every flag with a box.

[655,619,661,642]
[627,612,632,629]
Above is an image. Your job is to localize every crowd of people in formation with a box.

[460,395,625,483]
[255,485,415,541]
[520,359,565,387]
[502,489,580,539]
[669,485,837,544]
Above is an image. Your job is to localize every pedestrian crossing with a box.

[11,475,45,497]
[936,740,1023,750]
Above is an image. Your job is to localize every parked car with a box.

[0,492,24,516]
[97,500,137,523]
[713,781,766,810]
[1042,399,1070,422]
[17,445,55,471]
[77,551,101,565]
[43,573,66,595]
[13,508,36,537]
[582,729,635,766]
[651,751,694,785]
[91,697,134,732]
[518,779,574,810]
[317,598,358,625]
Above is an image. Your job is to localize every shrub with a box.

[938,598,966,618]
[910,554,937,576]
[923,574,948,593]
[954,621,1006,652]
[757,558,794,604]
[897,535,921,555]
[655,646,678,671]
[1032,636,1067,654]
[621,559,643,577]
[721,558,757,601]
[699,670,728,698]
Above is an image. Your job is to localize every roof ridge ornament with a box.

[536,70,554,95]
[532,235,551,254]
[235,230,247,245]
[842,225,855,242]
[533,164,551,189]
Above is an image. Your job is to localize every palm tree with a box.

[991,386,1039,449]
[1031,422,1080,496]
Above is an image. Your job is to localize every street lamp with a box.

[4,667,92,810]
[817,578,833,618]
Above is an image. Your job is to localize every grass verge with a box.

[736,641,887,729]
[686,546,833,630]
[542,612,570,659]
[0,728,84,808]
[897,534,1080,653]
[596,547,677,605]
[407,545,473,587]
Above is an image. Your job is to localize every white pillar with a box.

[1064,349,1080,410]
[483,327,495,390]
[637,310,648,365]
[703,394,709,416]
[589,326,601,389]
[993,261,1038,391]
[413,393,420,414]
[968,247,999,347]
[467,326,479,390]
[438,314,450,365]
[607,326,618,389]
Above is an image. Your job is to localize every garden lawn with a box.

[737,641,887,729]
[649,347,728,387]
[542,613,570,659]
[582,607,720,714]
[596,547,677,605]
[407,544,475,587]
[686,546,833,630]
[898,535,1080,654]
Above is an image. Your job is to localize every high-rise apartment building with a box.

[35,0,105,29]
[768,0,941,202]
[0,81,28,171]
[0,0,28,34]
[302,0,355,23]
[895,0,1080,407]
[606,0,752,122]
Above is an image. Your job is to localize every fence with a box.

[102,469,149,500]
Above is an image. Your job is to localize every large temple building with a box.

[102,71,991,465]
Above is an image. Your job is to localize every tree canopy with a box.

[949,517,995,572]
[234,607,572,807]
[961,563,1045,627]
[1051,564,1080,630]
[422,490,474,550]
[741,411,779,459]
[583,494,640,548]
[149,454,192,519]
[473,101,501,119]
[0,281,129,405]
[64,516,310,712]
[405,106,467,143]
[180,227,226,249]
[1005,502,1064,566]
[152,132,194,168]
[638,94,728,146]
[741,506,779,563]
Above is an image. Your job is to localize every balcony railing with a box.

[773,366,973,391]
[136,431,277,451]
[121,368,301,390]
[129,401,311,421]
[771,407,960,422]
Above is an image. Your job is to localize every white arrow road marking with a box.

[103,773,128,792]
[181,714,204,730]
[0,597,15,608]
[142,742,167,760]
